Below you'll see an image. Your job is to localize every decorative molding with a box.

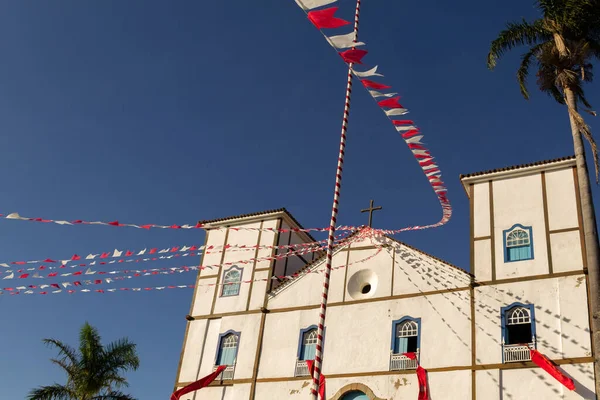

[329,383,385,400]
[549,227,580,235]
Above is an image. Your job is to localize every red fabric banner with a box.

[378,97,403,109]
[306,360,326,400]
[530,349,575,390]
[307,7,350,29]
[339,49,368,64]
[170,365,227,400]
[402,129,421,139]
[361,79,391,89]
[416,365,429,400]
[403,352,417,360]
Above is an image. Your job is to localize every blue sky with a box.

[1,0,599,398]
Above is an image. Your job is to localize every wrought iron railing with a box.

[503,343,534,363]
[213,364,236,380]
[389,350,419,371]
[295,359,310,377]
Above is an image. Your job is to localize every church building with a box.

[173,156,595,399]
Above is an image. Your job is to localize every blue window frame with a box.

[215,330,241,366]
[221,266,242,297]
[503,224,534,262]
[391,317,421,355]
[297,325,325,360]
[501,303,536,347]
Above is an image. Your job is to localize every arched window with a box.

[503,224,534,262]
[221,266,242,297]
[503,305,534,345]
[300,329,318,360]
[391,317,420,354]
[216,332,240,366]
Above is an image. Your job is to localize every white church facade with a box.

[173,156,596,399]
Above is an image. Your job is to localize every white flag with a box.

[86,254,98,260]
[137,248,147,256]
[112,249,123,257]
[327,32,365,49]
[295,0,336,10]
[352,66,383,78]
[385,109,409,116]
[396,125,417,132]
[6,212,25,220]
[405,135,424,144]
[369,90,397,98]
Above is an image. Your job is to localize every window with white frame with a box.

[300,329,318,360]
[504,306,533,345]
[393,319,419,354]
[501,303,536,363]
[216,333,239,366]
[504,224,533,262]
[221,266,242,297]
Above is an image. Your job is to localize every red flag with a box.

[306,360,326,400]
[171,247,180,253]
[170,365,226,400]
[402,129,421,139]
[73,281,82,286]
[125,250,133,257]
[44,258,57,263]
[530,349,575,390]
[361,79,391,89]
[378,97,403,109]
[416,366,429,400]
[149,248,157,254]
[48,272,58,277]
[100,252,110,259]
[189,245,198,251]
[51,284,60,289]
[71,254,81,261]
[108,221,120,226]
[403,352,417,360]
[392,119,415,125]
[307,7,350,29]
[339,49,368,64]
[94,280,102,284]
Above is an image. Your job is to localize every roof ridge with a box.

[459,155,575,180]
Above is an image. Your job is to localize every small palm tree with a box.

[28,322,140,400]
[487,0,600,394]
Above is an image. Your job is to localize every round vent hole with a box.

[361,284,371,294]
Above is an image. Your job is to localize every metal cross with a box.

[361,199,382,228]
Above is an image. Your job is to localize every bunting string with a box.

[2,245,383,296]
[0,211,358,233]
[294,0,453,233]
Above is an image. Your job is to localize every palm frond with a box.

[102,339,140,372]
[488,19,551,69]
[27,384,76,400]
[43,339,78,366]
[90,391,137,400]
[517,43,546,99]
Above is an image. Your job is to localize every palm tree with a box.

[487,0,600,392]
[28,322,140,400]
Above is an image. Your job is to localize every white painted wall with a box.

[473,182,490,238]
[474,275,591,365]
[551,230,584,273]
[492,173,550,279]
[546,168,579,231]
[474,239,492,281]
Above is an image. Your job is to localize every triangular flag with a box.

[353,66,384,78]
[326,32,364,49]
[113,249,123,257]
[307,7,350,29]
[385,108,409,116]
[377,97,403,109]
[295,0,337,10]
[361,79,391,89]
[339,49,367,64]
[368,90,397,98]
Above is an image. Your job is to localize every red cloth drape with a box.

[403,352,417,360]
[530,349,575,391]
[416,366,429,400]
[306,360,326,400]
[170,365,227,400]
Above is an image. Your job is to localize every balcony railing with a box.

[503,343,535,363]
[295,359,310,377]
[389,350,419,371]
[213,364,236,380]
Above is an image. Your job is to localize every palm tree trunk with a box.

[565,87,600,393]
